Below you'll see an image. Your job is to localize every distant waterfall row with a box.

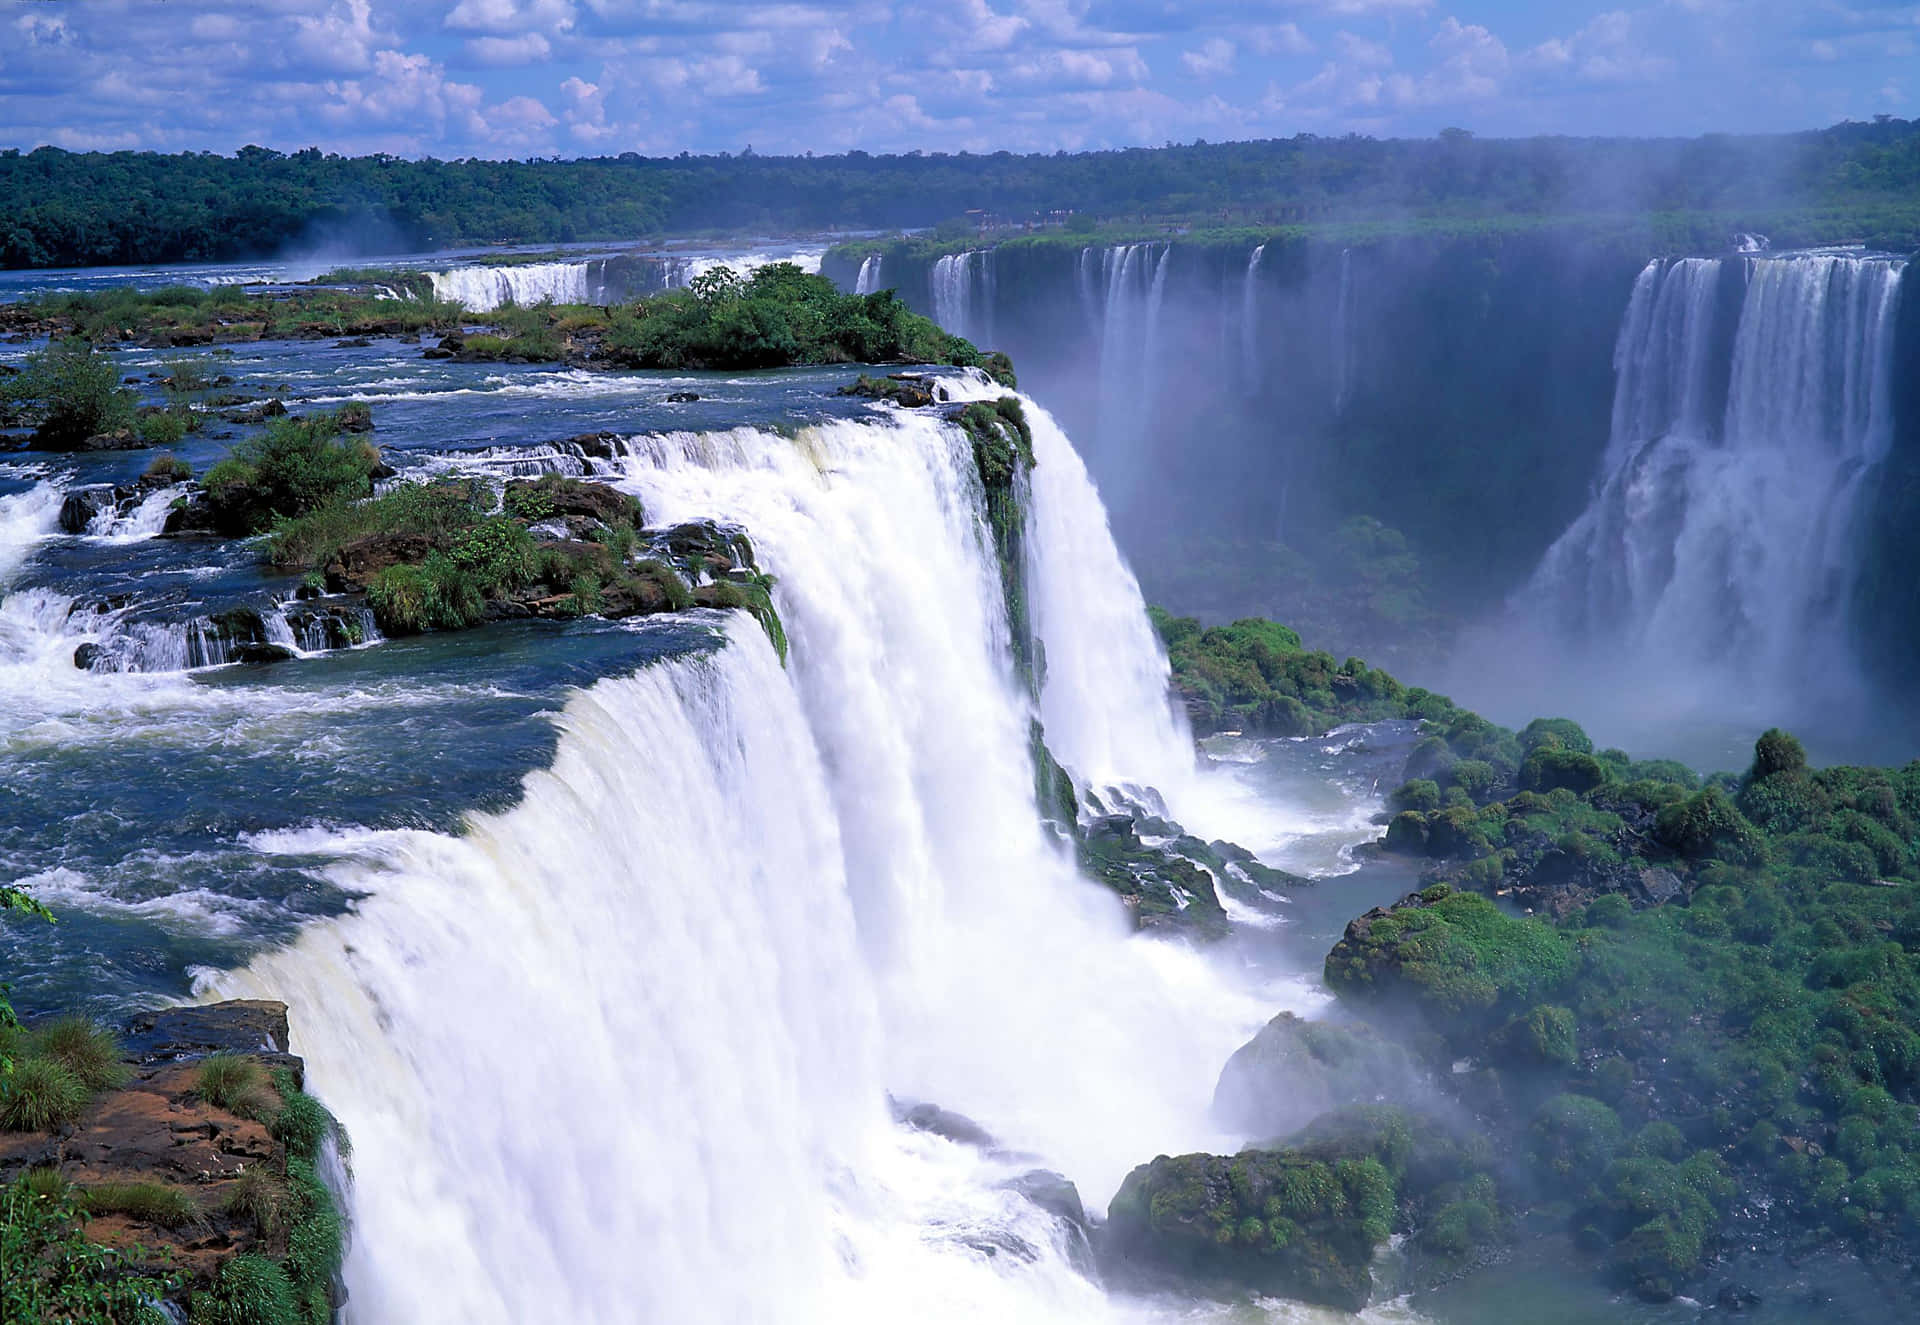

[427,250,826,312]
[1522,251,1906,716]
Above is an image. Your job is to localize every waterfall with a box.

[0,481,64,582]
[1522,251,1906,715]
[930,252,992,345]
[208,402,1318,1324]
[426,261,595,312]
[1332,247,1356,415]
[854,254,883,295]
[1240,243,1266,385]
[1088,244,1170,518]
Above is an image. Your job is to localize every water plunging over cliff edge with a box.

[1478,250,1907,744]
[208,394,1362,1323]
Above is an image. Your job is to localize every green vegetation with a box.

[2,1177,180,1324]
[194,1054,278,1122]
[0,1056,91,1131]
[591,264,975,370]
[1,338,135,447]
[7,119,1920,269]
[2,283,463,346]
[81,1182,204,1232]
[32,1017,133,1091]
[202,409,383,537]
[1325,709,1920,1296]
[1105,1105,1501,1312]
[0,1017,127,1131]
[1150,609,1430,737]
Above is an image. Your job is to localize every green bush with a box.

[0,1057,89,1131]
[30,1016,130,1091]
[203,410,382,536]
[192,1253,299,1325]
[270,1090,337,1161]
[144,451,192,483]
[1529,1094,1623,1186]
[137,410,191,446]
[196,1054,277,1122]
[368,557,484,634]
[2,338,135,447]
[1,1180,182,1322]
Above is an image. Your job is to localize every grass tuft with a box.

[30,1016,130,1091]
[196,1053,279,1122]
[0,1057,90,1132]
[81,1180,205,1230]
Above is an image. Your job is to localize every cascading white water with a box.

[854,254,883,295]
[427,261,595,312]
[0,482,63,582]
[1240,244,1266,385]
[1088,244,1171,518]
[207,402,1370,1324]
[930,252,992,345]
[1332,247,1357,416]
[1521,251,1905,719]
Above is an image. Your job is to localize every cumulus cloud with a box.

[0,0,1912,159]
[468,32,555,64]
[1181,37,1237,78]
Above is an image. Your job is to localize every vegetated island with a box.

[1095,612,1920,1312]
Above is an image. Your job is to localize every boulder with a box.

[326,531,435,590]
[1212,1012,1420,1141]
[59,484,122,534]
[664,391,701,403]
[895,1100,997,1150]
[1103,1150,1378,1312]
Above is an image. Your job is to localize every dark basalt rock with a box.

[59,484,121,534]
[1717,1284,1762,1311]
[895,1100,997,1150]
[231,643,296,665]
[664,390,700,403]
[326,531,436,591]
[1004,1169,1089,1232]
[73,642,102,670]
[121,1000,295,1077]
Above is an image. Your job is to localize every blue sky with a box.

[2,1,1915,157]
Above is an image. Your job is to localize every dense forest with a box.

[4,117,1920,269]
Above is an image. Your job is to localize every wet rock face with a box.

[1211,1011,1421,1142]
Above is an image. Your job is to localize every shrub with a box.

[196,1053,277,1121]
[1751,728,1808,781]
[202,410,382,535]
[1529,1094,1623,1186]
[81,1180,204,1230]
[270,1090,336,1161]
[1,1181,182,1322]
[192,1253,299,1325]
[2,338,135,447]
[29,1016,129,1091]
[223,1166,291,1238]
[1391,779,1442,813]
[367,556,484,634]
[1654,787,1766,866]
[0,1057,90,1131]
[1521,717,1594,755]
[144,451,192,483]
[137,409,190,446]
[1520,747,1611,795]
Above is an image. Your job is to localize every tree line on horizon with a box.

[3,117,1918,270]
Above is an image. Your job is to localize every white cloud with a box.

[293,0,388,75]
[1334,30,1393,68]
[1249,23,1315,57]
[1181,37,1236,78]
[1523,10,1672,85]
[468,32,555,63]
[445,0,578,35]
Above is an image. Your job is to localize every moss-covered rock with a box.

[1212,1012,1421,1140]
